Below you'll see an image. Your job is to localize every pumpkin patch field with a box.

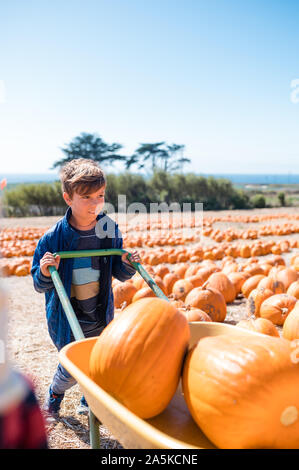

[1,207,299,449]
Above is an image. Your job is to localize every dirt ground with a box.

[1,207,299,449]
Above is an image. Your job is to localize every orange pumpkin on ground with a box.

[15,264,30,276]
[182,334,299,449]
[184,286,226,322]
[204,272,236,303]
[113,282,137,308]
[183,308,212,322]
[172,279,194,301]
[244,264,265,276]
[259,294,298,326]
[247,287,274,317]
[236,318,280,337]
[282,302,299,341]
[275,268,298,291]
[185,273,208,288]
[155,265,169,279]
[227,272,250,295]
[163,273,180,296]
[184,265,200,278]
[257,276,285,294]
[173,263,189,278]
[132,286,156,302]
[89,298,190,419]
[241,274,266,298]
[287,281,299,300]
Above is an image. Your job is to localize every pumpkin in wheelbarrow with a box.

[89,297,190,419]
[182,333,299,449]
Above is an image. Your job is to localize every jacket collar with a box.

[62,207,105,234]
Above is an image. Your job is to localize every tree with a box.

[162,144,191,172]
[125,142,168,172]
[125,142,191,173]
[278,191,286,207]
[52,132,127,169]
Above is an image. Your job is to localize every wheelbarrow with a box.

[49,248,168,448]
[50,249,260,449]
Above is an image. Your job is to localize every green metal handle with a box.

[53,249,169,302]
[48,265,85,341]
[49,249,168,342]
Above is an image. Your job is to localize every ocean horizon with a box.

[1,172,299,185]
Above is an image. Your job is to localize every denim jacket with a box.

[31,207,135,351]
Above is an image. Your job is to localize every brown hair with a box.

[60,158,106,198]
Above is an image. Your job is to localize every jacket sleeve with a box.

[111,228,136,282]
[31,234,55,293]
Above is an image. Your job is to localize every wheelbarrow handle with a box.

[52,249,169,302]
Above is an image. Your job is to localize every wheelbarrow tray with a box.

[59,321,264,449]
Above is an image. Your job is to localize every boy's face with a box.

[63,185,106,222]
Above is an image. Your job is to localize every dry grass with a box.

[1,207,299,449]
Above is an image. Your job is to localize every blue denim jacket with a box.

[31,207,135,351]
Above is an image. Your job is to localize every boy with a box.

[31,159,140,419]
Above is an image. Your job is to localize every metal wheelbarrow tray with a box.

[59,321,262,449]
[50,249,262,449]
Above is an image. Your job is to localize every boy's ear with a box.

[63,192,72,206]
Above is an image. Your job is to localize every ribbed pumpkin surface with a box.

[89,297,190,419]
[182,334,299,449]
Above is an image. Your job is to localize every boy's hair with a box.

[60,158,106,198]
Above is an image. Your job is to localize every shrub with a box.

[251,194,266,209]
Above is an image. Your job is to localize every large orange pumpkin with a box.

[182,334,299,448]
[184,286,226,322]
[89,298,190,419]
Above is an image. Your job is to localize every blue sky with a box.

[1,0,299,175]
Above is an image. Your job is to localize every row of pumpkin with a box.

[1,232,298,278]
[113,253,299,336]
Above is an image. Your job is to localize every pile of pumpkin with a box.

[89,293,299,449]
[113,253,299,331]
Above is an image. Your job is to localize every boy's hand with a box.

[122,250,141,266]
[40,252,61,277]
